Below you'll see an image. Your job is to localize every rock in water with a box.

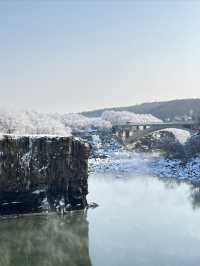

[0,134,90,215]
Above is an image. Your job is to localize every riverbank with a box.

[88,131,200,184]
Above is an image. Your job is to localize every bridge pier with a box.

[125,129,130,138]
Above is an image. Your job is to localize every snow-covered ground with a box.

[90,151,155,174]
[159,128,190,144]
[90,150,200,183]
[151,156,200,183]
[89,132,200,184]
[149,128,191,145]
[89,131,151,173]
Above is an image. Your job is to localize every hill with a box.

[82,99,200,121]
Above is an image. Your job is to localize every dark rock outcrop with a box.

[0,135,90,214]
[131,131,185,158]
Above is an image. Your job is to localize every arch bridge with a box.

[112,121,200,143]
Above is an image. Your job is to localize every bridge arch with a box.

[113,122,200,144]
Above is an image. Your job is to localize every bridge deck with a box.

[113,121,200,143]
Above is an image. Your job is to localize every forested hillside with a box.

[82,99,200,121]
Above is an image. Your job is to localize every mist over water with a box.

[1,169,200,266]
[0,212,91,266]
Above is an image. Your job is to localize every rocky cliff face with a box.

[0,135,90,215]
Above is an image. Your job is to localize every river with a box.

[0,169,200,266]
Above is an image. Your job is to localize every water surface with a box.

[1,172,200,266]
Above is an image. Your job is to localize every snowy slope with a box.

[160,128,190,144]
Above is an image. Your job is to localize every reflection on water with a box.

[190,186,200,210]
[88,173,200,266]
[0,211,91,266]
[1,172,200,266]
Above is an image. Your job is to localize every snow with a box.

[0,109,72,136]
[0,107,199,183]
[92,135,102,150]
[89,132,154,174]
[89,152,153,174]
[0,108,163,137]
[90,149,200,183]
[160,128,190,144]
[0,133,72,140]
[32,189,45,194]
[101,110,162,125]
[151,156,200,182]
[0,108,113,136]
[61,113,111,132]
[89,132,200,184]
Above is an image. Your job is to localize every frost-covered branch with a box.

[0,108,162,136]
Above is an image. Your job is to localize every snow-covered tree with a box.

[101,110,162,125]
[0,108,161,136]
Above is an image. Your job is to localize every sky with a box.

[0,0,200,113]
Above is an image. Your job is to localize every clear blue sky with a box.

[0,1,200,113]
